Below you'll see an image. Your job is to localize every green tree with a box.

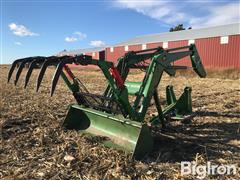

[169,24,192,32]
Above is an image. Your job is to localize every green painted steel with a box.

[175,87,192,114]
[163,86,192,115]
[125,81,142,95]
[60,72,79,93]
[190,44,207,78]
[63,104,153,159]
[150,85,193,124]
[98,61,139,120]
[166,85,177,105]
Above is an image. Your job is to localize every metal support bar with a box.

[166,85,177,105]
[166,51,192,63]
[153,90,165,127]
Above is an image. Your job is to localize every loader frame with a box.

[8,44,206,159]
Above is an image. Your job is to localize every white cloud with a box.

[14,42,22,45]
[9,23,39,37]
[190,3,240,28]
[90,40,106,47]
[65,31,87,42]
[65,37,78,42]
[112,1,240,28]
[74,31,87,40]
[113,0,185,24]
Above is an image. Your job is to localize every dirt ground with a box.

[0,65,239,179]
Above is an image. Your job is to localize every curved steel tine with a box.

[36,57,60,92]
[24,57,46,88]
[24,60,38,88]
[15,58,32,85]
[8,59,23,83]
[36,60,50,92]
[51,58,74,96]
[14,61,26,85]
[50,62,65,96]
[15,57,46,85]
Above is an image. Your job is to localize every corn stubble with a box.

[0,65,239,179]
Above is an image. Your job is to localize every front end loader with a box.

[8,44,206,159]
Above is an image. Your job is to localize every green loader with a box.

[8,44,206,159]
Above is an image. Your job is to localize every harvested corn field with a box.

[0,65,239,179]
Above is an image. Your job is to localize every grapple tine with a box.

[24,58,46,88]
[14,59,31,85]
[36,60,50,92]
[8,59,22,83]
[25,60,37,88]
[51,58,74,96]
[36,57,61,92]
[14,61,25,85]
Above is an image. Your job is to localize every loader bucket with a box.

[63,104,153,159]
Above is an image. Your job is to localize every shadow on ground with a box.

[145,110,240,163]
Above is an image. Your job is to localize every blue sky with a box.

[1,0,239,64]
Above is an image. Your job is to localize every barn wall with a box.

[105,34,240,69]
[106,46,125,63]
[168,40,190,66]
[129,44,142,51]
[147,42,163,49]
[195,35,240,69]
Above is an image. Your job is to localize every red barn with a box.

[106,23,240,69]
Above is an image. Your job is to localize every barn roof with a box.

[58,46,106,56]
[58,23,240,55]
[112,23,240,47]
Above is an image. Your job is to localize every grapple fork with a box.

[8,56,45,84]
[8,55,75,93]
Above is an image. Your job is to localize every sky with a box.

[1,0,240,64]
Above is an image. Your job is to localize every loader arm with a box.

[102,44,206,122]
[132,44,206,121]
